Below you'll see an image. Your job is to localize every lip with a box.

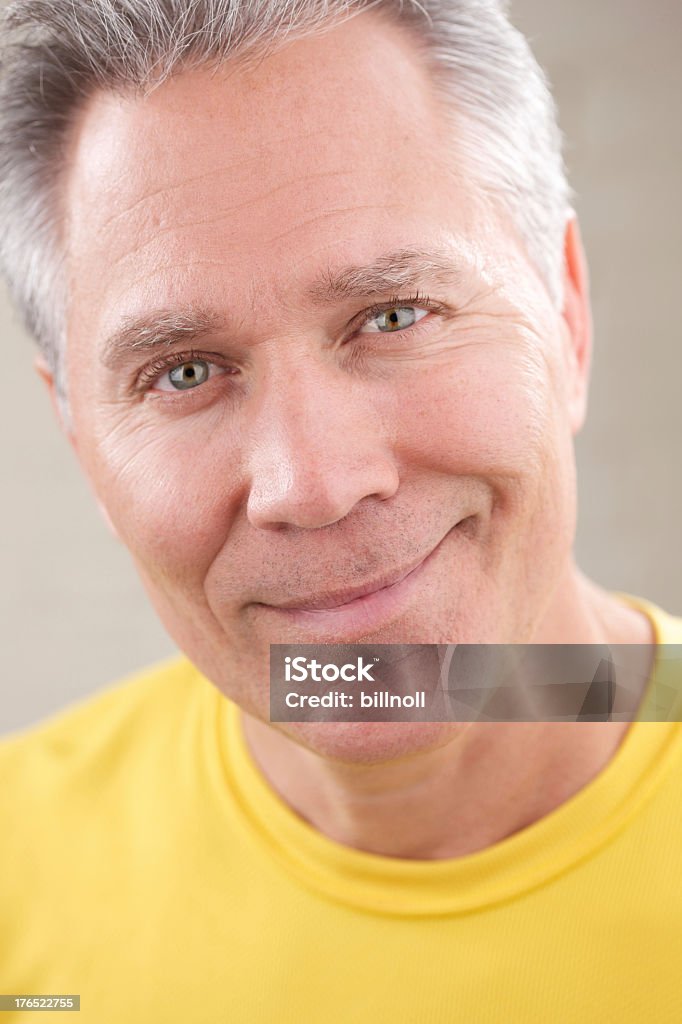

[273,551,435,612]
[253,521,465,638]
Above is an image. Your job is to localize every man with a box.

[0,1,680,1021]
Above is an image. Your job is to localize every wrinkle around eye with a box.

[94,418,175,485]
[94,396,239,486]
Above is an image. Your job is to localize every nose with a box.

[245,363,399,531]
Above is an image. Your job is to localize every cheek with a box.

[392,342,578,560]
[393,346,560,483]
[82,409,244,587]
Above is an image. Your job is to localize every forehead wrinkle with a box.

[107,167,355,269]
[93,124,360,234]
[101,256,282,313]
[265,203,409,249]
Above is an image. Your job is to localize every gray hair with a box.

[0,0,571,404]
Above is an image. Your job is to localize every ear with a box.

[561,216,593,435]
[33,353,121,543]
[34,353,70,438]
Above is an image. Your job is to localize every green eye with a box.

[146,356,231,395]
[359,305,429,334]
[380,307,416,332]
[167,360,210,390]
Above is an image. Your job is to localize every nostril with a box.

[246,449,399,532]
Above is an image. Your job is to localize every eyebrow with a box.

[100,245,461,369]
[100,309,223,370]
[305,245,461,304]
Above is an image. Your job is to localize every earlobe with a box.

[96,499,122,543]
[561,216,593,436]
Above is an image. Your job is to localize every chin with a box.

[279,719,468,766]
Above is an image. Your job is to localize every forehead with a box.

[62,10,490,340]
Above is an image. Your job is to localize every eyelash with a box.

[136,351,234,391]
[136,291,443,392]
[355,291,442,329]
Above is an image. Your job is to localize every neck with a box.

[242,567,656,860]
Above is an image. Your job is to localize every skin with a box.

[40,10,654,858]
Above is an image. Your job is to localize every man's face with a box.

[60,12,585,759]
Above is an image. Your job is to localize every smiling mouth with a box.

[253,518,471,629]
[272,553,434,614]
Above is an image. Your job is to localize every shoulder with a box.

[0,657,221,948]
[654,604,682,644]
[0,656,206,812]
[613,593,682,644]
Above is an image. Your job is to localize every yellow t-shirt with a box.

[1,594,681,1023]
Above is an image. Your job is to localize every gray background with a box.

[1,0,680,734]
